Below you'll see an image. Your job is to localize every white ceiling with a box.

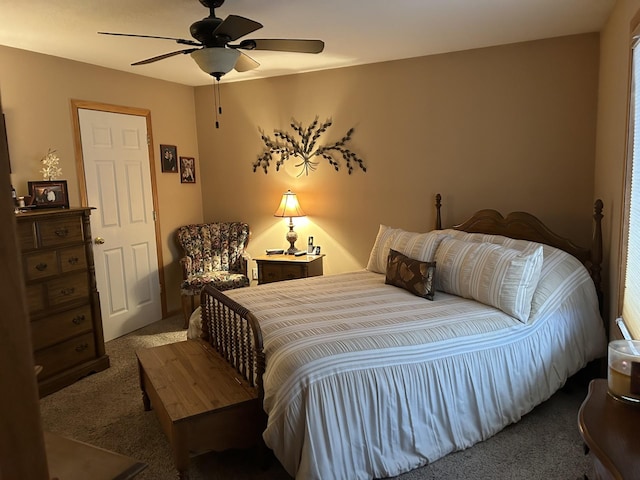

[0,0,616,87]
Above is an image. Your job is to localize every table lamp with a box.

[274,189,305,254]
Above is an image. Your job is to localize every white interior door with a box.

[78,108,161,341]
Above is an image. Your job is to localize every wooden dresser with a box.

[16,207,109,397]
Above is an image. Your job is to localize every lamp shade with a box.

[191,48,240,78]
[274,190,305,218]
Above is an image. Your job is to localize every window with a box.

[621,32,640,339]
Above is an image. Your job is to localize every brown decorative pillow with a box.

[385,249,436,300]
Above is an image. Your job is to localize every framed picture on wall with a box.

[179,156,196,184]
[160,144,178,173]
[28,180,69,209]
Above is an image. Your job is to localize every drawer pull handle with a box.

[67,257,79,265]
[35,263,48,271]
[75,343,89,352]
[55,228,69,237]
[72,314,86,325]
[61,287,75,296]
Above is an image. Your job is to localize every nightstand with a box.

[578,378,640,480]
[254,254,324,285]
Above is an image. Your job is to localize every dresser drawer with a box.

[16,220,36,251]
[256,254,324,285]
[281,264,306,280]
[260,263,306,283]
[34,332,96,380]
[24,246,87,281]
[31,304,93,350]
[26,284,46,313]
[38,216,83,247]
[24,251,59,281]
[261,264,283,283]
[46,272,89,306]
[59,245,87,273]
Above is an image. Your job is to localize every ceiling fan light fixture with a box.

[191,48,240,78]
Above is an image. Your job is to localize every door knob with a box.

[94,237,105,245]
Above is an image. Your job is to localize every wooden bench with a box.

[136,339,263,480]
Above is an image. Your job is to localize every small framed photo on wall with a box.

[160,144,178,173]
[180,156,196,184]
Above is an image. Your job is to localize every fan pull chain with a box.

[213,77,220,129]
[212,76,225,129]
[217,78,223,116]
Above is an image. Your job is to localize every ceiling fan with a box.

[99,0,325,80]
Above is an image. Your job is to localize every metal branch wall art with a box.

[252,117,366,176]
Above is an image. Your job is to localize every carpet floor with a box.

[39,315,595,480]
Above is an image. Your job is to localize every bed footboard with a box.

[200,285,265,398]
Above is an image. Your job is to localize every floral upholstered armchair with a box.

[176,222,251,328]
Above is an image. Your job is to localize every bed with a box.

[197,195,608,480]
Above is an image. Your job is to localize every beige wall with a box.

[0,32,602,321]
[595,0,640,338]
[0,45,203,315]
[196,34,600,282]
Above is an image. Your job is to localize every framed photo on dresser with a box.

[28,180,69,209]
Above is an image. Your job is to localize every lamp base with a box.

[286,222,299,255]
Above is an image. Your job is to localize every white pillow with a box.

[366,225,448,274]
[366,225,398,273]
[434,237,544,322]
[388,230,449,263]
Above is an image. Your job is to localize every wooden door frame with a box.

[70,99,167,318]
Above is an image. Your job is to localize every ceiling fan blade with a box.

[98,31,201,47]
[132,48,199,66]
[213,15,262,42]
[234,52,260,72]
[235,39,324,54]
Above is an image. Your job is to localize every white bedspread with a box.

[224,235,607,480]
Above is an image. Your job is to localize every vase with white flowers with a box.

[40,148,62,180]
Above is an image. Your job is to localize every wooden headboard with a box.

[434,193,604,313]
